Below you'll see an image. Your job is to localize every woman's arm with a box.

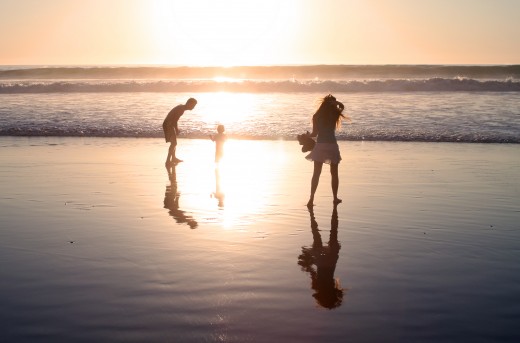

[308,115,318,137]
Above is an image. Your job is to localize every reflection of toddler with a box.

[210,124,226,162]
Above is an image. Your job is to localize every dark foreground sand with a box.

[1,137,519,342]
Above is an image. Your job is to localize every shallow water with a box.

[0,137,519,342]
[1,91,519,142]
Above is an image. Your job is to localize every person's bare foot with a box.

[173,157,183,163]
[333,198,342,205]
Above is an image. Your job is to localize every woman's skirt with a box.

[305,142,341,164]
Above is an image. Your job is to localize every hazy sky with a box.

[0,0,518,66]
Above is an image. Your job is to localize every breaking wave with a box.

[1,78,520,94]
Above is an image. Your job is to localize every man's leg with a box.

[171,133,181,162]
[166,143,175,165]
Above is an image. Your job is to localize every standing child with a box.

[209,124,226,163]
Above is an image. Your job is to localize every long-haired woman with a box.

[305,94,347,207]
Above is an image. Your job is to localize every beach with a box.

[1,136,519,342]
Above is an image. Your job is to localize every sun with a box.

[151,0,297,66]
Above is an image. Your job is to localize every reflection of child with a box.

[209,124,226,162]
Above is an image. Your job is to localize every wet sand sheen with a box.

[0,137,519,342]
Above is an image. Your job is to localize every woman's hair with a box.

[314,94,348,129]
[217,124,225,133]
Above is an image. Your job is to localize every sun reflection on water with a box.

[196,92,267,128]
[209,139,286,229]
[145,137,292,234]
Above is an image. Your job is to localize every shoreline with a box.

[1,135,519,144]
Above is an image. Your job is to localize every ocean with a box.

[2,66,520,342]
[1,65,519,143]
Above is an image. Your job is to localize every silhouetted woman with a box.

[305,95,346,207]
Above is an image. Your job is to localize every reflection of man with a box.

[163,98,197,165]
[298,204,343,309]
[164,164,198,229]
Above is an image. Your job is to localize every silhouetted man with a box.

[163,97,197,165]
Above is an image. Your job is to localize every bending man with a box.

[163,97,197,165]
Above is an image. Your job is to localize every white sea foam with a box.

[1,92,519,143]
[1,78,520,94]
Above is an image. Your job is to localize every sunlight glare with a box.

[151,0,295,66]
[199,92,257,125]
[213,139,285,229]
[133,139,290,234]
[213,76,242,83]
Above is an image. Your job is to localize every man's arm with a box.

[168,106,184,134]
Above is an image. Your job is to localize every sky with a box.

[0,0,518,66]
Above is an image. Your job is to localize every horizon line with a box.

[1,63,519,68]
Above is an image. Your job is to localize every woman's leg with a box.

[330,163,342,204]
[307,162,323,207]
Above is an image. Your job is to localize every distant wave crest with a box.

[2,65,520,80]
[1,78,520,93]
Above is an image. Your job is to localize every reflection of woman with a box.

[305,94,347,207]
[298,204,343,309]
[164,164,198,229]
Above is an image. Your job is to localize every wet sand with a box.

[1,137,519,342]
